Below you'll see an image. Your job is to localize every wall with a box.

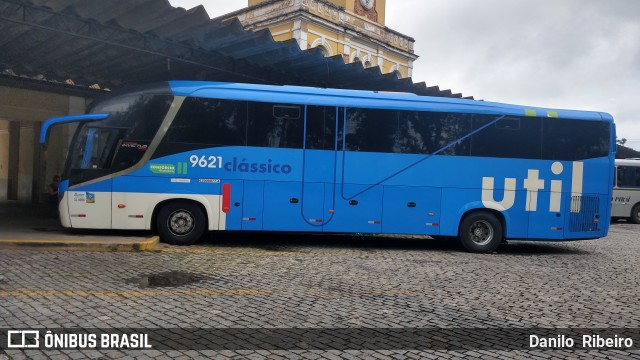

[17,125,34,201]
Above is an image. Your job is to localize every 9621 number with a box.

[190,155,223,168]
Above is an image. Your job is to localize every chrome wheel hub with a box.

[168,210,194,235]
[469,220,493,246]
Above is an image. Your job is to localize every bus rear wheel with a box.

[631,204,640,224]
[459,212,503,253]
[157,202,206,245]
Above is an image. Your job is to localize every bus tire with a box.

[459,212,503,253]
[156,202,206,245]
[631,204,640,224]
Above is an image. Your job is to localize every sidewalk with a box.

[0,202,158,251]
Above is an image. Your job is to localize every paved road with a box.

[1,223,639,359]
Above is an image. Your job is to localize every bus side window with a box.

[162,97,247,147]
[421,112,471,156]
[618,166,640,188]
[542,119,610,161]
[344,108,397,153]
[470,116,541,159]
[306,106,337,150]
[247,102,303,149]
[393,110,428,154]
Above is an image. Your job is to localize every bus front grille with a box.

[569,196,600,232]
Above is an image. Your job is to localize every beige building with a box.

[223,0,418,78]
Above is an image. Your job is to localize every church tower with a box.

[224,0,417,78]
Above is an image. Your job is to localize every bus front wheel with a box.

[157,202,206,245]
[459,212,503,253]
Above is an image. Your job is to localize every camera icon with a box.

[7,330,40,348]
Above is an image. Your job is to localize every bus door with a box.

[66,184,112,229]
[66,127,113,229]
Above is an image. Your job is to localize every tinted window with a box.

[88,87,173,142]
[542,119,610,160]
[111,140,151,171]
[338,108,610,161]
[306,105,337,150]
[392,111,428,154]
[66,93,173,185]
[163,97,246,146]
[617,166,640,188]
[341,108,472,155]
[344,108,397,152]
[247,102,303,149]
[413,111,471,156]
[470,116,542,159]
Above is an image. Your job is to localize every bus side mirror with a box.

[40,113,110,148]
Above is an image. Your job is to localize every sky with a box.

[169,0,640,150]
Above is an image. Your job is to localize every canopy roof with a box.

[0,0,470,98]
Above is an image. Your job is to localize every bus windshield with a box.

[64,91,173,185]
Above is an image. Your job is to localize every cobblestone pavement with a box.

[1,222,640,359]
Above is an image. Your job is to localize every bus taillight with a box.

[222,184,231,213]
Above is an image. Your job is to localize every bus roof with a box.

[167,81,613,122]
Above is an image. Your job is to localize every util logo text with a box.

[482,161,583,212]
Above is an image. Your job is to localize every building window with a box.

[310,38,333,57]
[316,45,330,57]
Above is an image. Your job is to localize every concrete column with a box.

[32,122,43,203]
[0,120,8,201]
[293,20,308,50]
[18,125,34,202]
[7,121,19,200]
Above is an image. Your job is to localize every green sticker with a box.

[150,164,176,174]
[547,111,559,118]
[176,162,188,175]
[525,109,537,117]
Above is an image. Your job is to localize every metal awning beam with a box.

[0,0,271,84]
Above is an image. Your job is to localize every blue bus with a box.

[40,81,615,252]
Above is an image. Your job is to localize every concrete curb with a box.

[0,236,160,252]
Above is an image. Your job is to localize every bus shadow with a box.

[203,232,459,253]
[201,232,590,255]
[609,219,638,227]
[497,241,593,255]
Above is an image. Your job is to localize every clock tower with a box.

[229,0,416,78]
[354,0,378,23]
